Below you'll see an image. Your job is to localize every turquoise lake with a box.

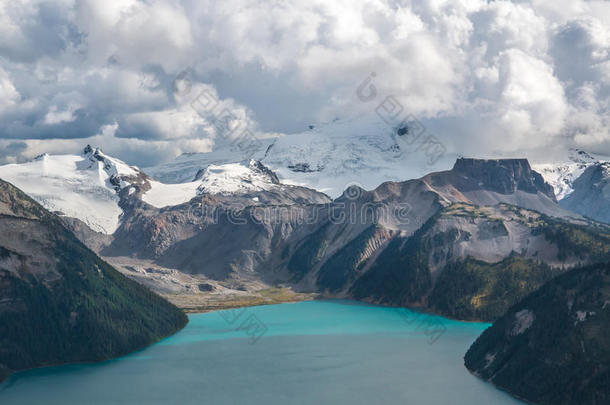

[0,300,522,404]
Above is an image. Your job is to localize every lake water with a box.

[0,300,522,404]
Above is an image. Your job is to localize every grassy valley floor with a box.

[163,287,318,313]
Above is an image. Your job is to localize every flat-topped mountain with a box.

[450,158,556,200]
[411,158,572,219]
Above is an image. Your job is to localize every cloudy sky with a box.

[0,0,609,166]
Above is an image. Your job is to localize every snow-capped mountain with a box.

[560,161,610,224]
[533,149,609,201]
[197,160,279,195]
[147,115,457,198]
[2,130,608,239]
[0,146,143,234]
[145,142,261,184]
[142,159,284,208]
[0,144,330,230]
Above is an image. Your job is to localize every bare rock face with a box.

[60,216,113,253]
[450,158,557,201]
[103,173,333,280]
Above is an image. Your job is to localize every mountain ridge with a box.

[2,147,609,324]
[83,156,610,322]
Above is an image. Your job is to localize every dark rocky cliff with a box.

[450,158,557,201]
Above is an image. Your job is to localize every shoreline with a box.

[180,298,313,314]
[180,295,494,326]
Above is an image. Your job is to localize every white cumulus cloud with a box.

[0,0,607,165]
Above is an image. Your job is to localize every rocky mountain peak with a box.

[83,145,115,168]
[451,158,556,201]
[568,148,598,165]
[80,145,140,184]
[248,159,280,184]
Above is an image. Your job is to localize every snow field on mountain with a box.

[0,154,123,234]
[142,161,279,208]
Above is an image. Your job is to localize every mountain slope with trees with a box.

[0,179,188,383]
[465,262,610,405]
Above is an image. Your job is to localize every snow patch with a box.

[484,353,496,369]
[511,309,535,335]
[141,180,200,208]
[574,310,595,324]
